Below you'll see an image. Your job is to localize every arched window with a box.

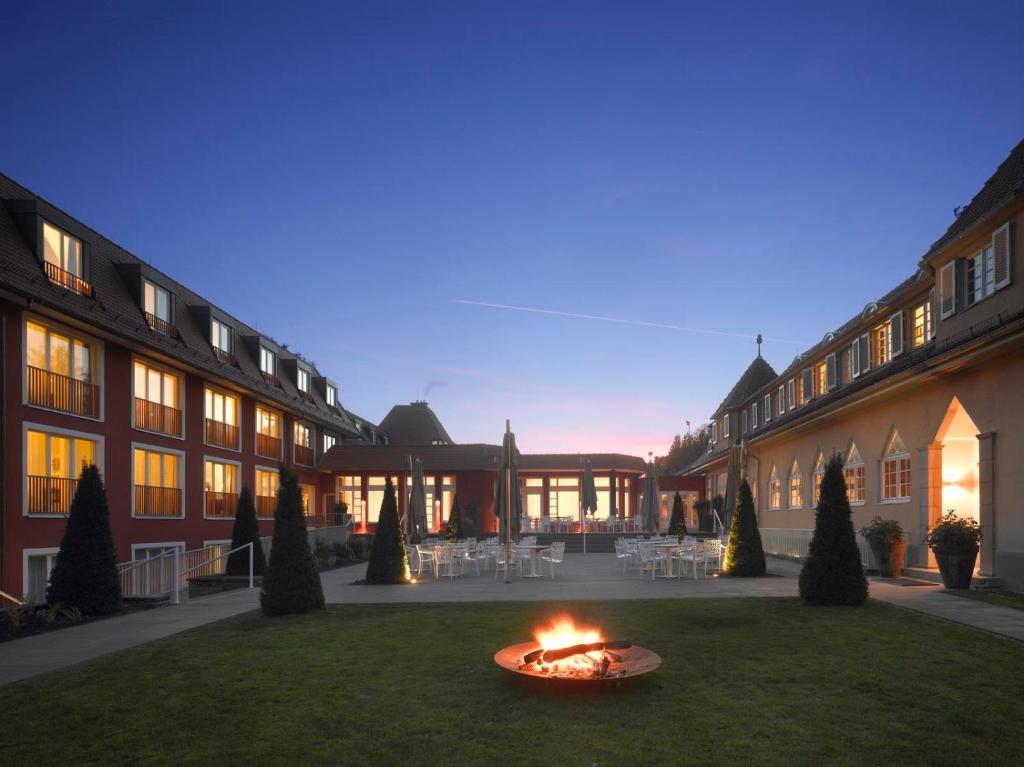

[812,451,826,505]
[882,431,911,501]
[843,443,865,504]
[788,459,803,509]
[768,465,781,511]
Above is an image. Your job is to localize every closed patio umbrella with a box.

[406,456,428,544]
[639,461,660,534]
[494,421,522,583]
[581,459,599,553]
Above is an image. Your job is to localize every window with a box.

[549,476,580,521]
[801,368,812,404]
[323,433,337,453]
[337,476,363,526]
[722,415,729,439]
[741,409,749,435]
[751,402,758,429]
[134,360,182,436]
[826,352,837,391]
[787,379,796,410]
[812,452,825,506]
[294,421,313,465]
[133,447,182,517]
[42,221,90,295]
[260,347,277,380]
[882,431,911,501]
[255,406,281,458]
[26,319,100,418]
[814,361,827,397]
[326,384,338,408]
[255,467,278,519]
[777,385,786,415]
[204,458,238,518]
[843,444,865,504]
[912,297,933,348]
[204,388,240,449]
[300,484,315,517]
[768,466,781,511]
[26,428,98,515]
[143,280,173,334]
[440,476,456,531]
[763,394,771,423]
[966,245,997,306]
[872,312,903,366]
[711,421,718,443]
[24,549,59,604]
[407,474,437,528]
[296,367,310,394]
[210,318,233,360]
[366,476,398,524]
[788,460,803,509]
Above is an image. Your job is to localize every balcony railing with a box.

[294,443,314,466]
[27,475,78,514]
[262,372,280,387]
[256,432,281,458]
[256,495,276,519]
[44,261,93,297]
[213,348,236,366]
[27,366,100,418]
[134,485,182,517]
[135,398,183,437]
[205,491,237,518]
[145,312,177,337]
[205,419,239,450]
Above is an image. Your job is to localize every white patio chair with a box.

[703,539,724,573]
[493,547,510,580]
[460,543,482,576]
[677,542,706,580]
[539,542,565,578]
[435,546,461,579]
[414,545,436,580]
[614,539,630,572]
[637,542,664,581]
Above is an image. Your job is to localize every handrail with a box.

[1,589,24,607]
[117,542,255,604]
[713,510,725,534]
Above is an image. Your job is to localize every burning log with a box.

[521,639,632,666]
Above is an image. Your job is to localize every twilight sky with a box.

[3,1,1023,455]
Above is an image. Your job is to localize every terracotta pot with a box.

[870,540,907,579]
[933,546,979,589]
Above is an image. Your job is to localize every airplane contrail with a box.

[454,299,804,346]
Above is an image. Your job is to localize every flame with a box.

[533,615,604,651]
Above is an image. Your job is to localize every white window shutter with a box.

[851,339,860,378]
[992,222,1011,290]
[939,261,956,318]
[859,334,870,372]
[890,311,903,357]
[826,352,836,390]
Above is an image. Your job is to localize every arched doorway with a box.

[934,397,980,526]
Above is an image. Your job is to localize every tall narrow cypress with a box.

[668,492,688,537]
[47,464,121,614]
[260,468,324,615]
[227,487,267,576]
[723,479,766,576]
[366,477,410,584]
[445,496,464,543]
[799,455,868,605]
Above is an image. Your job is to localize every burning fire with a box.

[533,615,604,651]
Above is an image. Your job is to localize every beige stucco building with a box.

[685,138,1024,590]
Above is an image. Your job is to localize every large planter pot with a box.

[870,540,907,578]
[933,546,979,589]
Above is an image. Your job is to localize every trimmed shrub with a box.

[799,455,868,606]
[47,464,121,615]
[445,496,464,543]
[668,492,687,537]
[365,477,411,584]
[723,479,766,577]
[260,468,325,615]
[227,487,267,576]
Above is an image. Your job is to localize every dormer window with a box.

[143,280,175,336]
[326,384,338,407]
[42,221,91,297]
[210,318,234,364]
[260,346,278,384]
[296,367,310,396]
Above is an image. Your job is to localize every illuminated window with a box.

[812,452,825,505]
[294,421,311,448]
[143,280,171,327]
[768,466,781,511]
[326,384,338,407]
[255,406,281,458]
[366,476,398,524]
[843,443,865,504]
[134,360,181,436]
[260,346,277,378]
[323,433,337,453]
[26,429,98,514]
[300,484,315,517]
[204,387,240,449]
[133,447,182,517]
[255,468,278,519]
[210,318,232,355]
[912,297,933,348]
[204,458,238,518]
[882,432,911,501]
[814,361,827,397]
[27,320,93,383]
[43,221,83,277]
[337,476,363,525]
[406,474,436,527]
[788,460,802,509]
[296,367,310,393]
[548,476,579,520]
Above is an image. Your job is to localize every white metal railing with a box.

[713,510,725,534]
[117,543,255,604]
[760,528,908,570]
[1,589,24,607]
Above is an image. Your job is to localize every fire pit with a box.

[494,616,661,683]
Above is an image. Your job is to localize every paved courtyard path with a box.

[3,552,1023,688]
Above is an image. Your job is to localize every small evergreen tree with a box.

[723,479,766,577]
[667,492,688,537]
[799,455,868,605]
[366,477,411,584]
[260,468,324,615]
[47,464,121,615]
[445,496,464,542]
[227,487,267,577]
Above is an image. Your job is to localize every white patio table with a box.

[513,544,548,578]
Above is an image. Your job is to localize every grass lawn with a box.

[2,598,1023,766]
[946,588,1024,611]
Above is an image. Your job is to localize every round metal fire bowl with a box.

[494,642,661,683]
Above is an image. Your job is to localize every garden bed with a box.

[0,600,164,644]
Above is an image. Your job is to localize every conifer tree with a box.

[723,479,766,576]
[365,477,411,584]
[47,464,121,614]
[445,496,464,543]
[667,492,688,537]
[261,468,324,614]
[799,455,868,605]
[227,487,267,577]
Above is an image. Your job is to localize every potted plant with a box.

[858,517,906,578]
[926,512,981,589]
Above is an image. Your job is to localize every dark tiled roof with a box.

[712,356,777,417]
[0,172,372,437]
[377,402,454,445]
[925,137,1024,261]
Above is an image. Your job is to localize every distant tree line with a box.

[658,425,710,475]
